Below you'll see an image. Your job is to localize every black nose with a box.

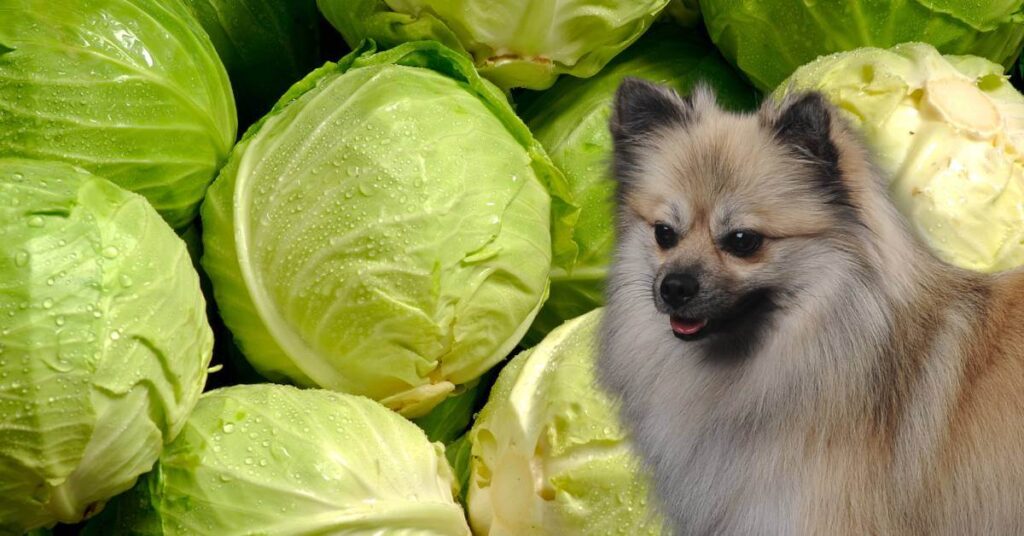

[660,273,699,307]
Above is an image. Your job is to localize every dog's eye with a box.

[722,230,763,257]
[654,223,678,249]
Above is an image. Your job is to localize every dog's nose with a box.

[660,273,699,307]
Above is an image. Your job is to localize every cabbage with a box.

[178,223,203,271]
[316,0,670,90]
[82,384,471,535]
[701,0,1024,91]
[778,42,1024,272]
[467,309,666,535]
[518,26,758,343]
[201,40,576,418]
[0,0,237,229]
[663,0,701,28]
[445,433,473,506]
[413,366,498,444]
[183,0,321,127]
[0,158,212,533]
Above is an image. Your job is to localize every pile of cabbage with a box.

[2,0,1022,534]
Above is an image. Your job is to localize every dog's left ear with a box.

[768,92,837,163]
[765,92,846,204]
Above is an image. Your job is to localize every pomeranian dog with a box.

[597,78,1024,535]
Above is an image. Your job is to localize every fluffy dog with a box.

[597,78,1024,535]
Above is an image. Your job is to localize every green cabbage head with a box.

[201,40,576,418]
[518,25,758,344]
[0,158,212,533]
[701,0,1024,91]
[0,0,237,229]
[85,384,471,535]
[778,42,1024,272]
[316,0,671,90]
[467,309,666,535]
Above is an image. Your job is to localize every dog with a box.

[597,78,1024,535]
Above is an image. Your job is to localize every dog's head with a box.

[607,79,876,361]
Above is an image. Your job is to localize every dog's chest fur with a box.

[607,319,888,535]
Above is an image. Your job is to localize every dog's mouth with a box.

[665,288,779,345]
[670,316,709,340]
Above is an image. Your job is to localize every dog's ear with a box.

[765,92,848,206]
[769,92,837,164]
[609,78,696,187]
[610,78,693,142]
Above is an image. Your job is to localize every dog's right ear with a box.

[610,78,693,145]
[610,78,693,186]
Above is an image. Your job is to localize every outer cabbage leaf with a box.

[178,223,203,270]
[82,385,470,535]
[663,0,701,28]
[413,363,498,445]
[467,309,666,535]
[446,434,473,507]
[701,0,1024,91]
[0,158,212,533]
[411,379,482,445]
[201,40,575,418]
[0,0,237,229]
[183,0,321,127]
[518,25,759,344]
[778,42,1024,272]
[316,0,670,90]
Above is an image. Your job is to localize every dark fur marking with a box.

[770,92,852,211]
[609,78,692,195]
[686,287,781,365]
[704,288,779,363]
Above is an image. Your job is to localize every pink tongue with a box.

[671,317,707,335]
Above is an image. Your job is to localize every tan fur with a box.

[599,83,1024,535]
